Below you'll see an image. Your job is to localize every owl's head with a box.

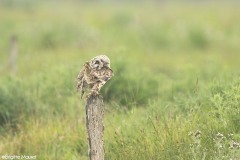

[90,55,110,70]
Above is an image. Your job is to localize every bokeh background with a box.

[0,0,240,159]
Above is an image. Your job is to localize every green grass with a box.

[0,1,240,159]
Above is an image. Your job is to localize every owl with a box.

[76,55,113,99]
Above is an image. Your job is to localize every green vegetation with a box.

[0,1,239,159]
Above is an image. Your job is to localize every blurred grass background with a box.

[0,0,240,159]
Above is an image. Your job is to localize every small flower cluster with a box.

[188,130,201,139]
[189,130,202,147]
[189,130,240,159]
[214,132,226,149]
[188,130,205,160]
[229,141,240,150]
[216,132,224,139]
[214,132,240,149]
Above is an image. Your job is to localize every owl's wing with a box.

[76,68,84,88]
[80,80,87,99]
[76,67,87,99]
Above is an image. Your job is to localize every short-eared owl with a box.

[76,55,113,99]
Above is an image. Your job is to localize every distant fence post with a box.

[9,35,18,75]
[85,95,105,160]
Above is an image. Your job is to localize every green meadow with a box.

[0,1,240,159]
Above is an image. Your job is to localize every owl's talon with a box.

[92,91,99,96]
[86,91,99,98]
[86,94,90,99]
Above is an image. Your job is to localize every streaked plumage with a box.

[76,55,113,99]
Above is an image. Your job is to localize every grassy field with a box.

[0,1,240,159]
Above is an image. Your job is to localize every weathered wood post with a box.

[9,35,18,75]
[86,95,105,160]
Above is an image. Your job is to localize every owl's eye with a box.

[95,60,100,64]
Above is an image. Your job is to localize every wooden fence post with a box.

[85,94,105,160]
[9,35,18,75]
